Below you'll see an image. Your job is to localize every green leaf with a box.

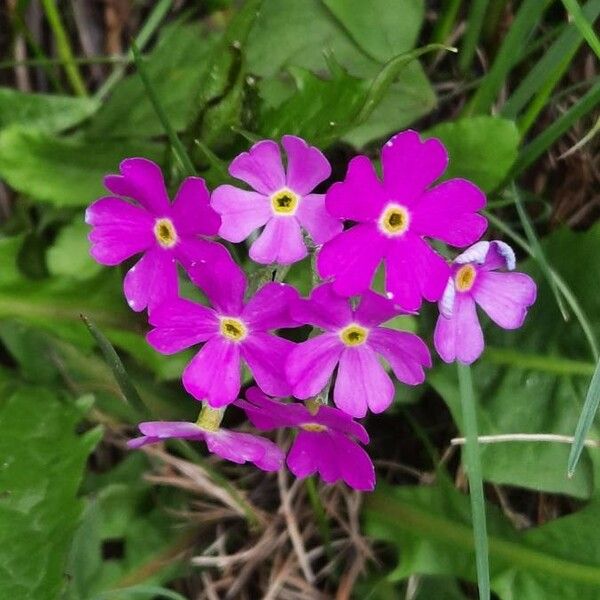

[0,388,101,599]
[425,117,520,192]
[87,23,215,139]
[47,219,102,280]
[0,127,163,207]
[0,87,98,133]
[366,483,600,599]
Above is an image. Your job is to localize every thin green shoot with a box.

[560,0,600,59]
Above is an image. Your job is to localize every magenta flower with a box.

[286,283,431,418]
[317,130,488,311]
[212,135,342,265]
[236,387,375,491]
[147,264,299,407]
[434,240,537,364]
[86,158,229,312]
[128,420,284,471]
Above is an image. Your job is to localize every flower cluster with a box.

[86,131,536,491]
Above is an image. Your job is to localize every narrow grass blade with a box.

[81,315,148,418]
[568,358,600,477]
[457,363,490,600]
[40,0,88,96]
[558,114,600,158]
[501,0,600,119]
[514,79,600,174]
[357,44,457,124]
[95,0,173,100]
[459,0,491,72]
[511,183,569,321]
[430,0,462,45]
[194,139,230,181]
[484,211,600,360]
[561,0,600,59]
[465,0,550,115]
[131,42,196,177]
[485,347,596,376]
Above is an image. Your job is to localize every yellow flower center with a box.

[153,218,178,248]
[219,317,248,342]
[300,423,328,432]
[271,188,299,215]
[455,264,477,292]
[340,324,368,346]
[379,204,410,236]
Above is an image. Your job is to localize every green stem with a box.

[457,362,490,600]
[40,0,88,96]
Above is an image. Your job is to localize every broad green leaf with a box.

[0,127,163,207]
[47,219,102,280]
[425,117,520,192]
[366,483,600,599]
[87,23,215,139]
[0,388,101,600]
[0,87,98,133]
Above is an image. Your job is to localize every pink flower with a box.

[86,158,230,312]
[236,388,375,491]
[212,135,342,265]
[128,420,284,471]
[434,240,537,364]
[286,283,431,418]
[146,261,299,407]
[317,130,488,311]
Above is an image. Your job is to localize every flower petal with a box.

[123,247,178,313]
[147,298,218,353]
[367,328,431,385]
[325,155,387,221]
[242,282,300,330]
[295,193,342,245]
[287,334,343,399]
[311,404,369,444]
[183,337,241,407]
[434,293,483,364]
[291,282,352,330]
[241,332,294,397]
[353,289,400,327]
[171,176,221,237]
[473,270,537,329]
[334,346,394,416]
[249,217,307,265]
[410,179,487,246]
[86,197,154,265]
[211,185,271,242]
[384,234,449,311]
[381,130,448,204]
[317,223,387,297]
[229,139,285,195]
[104,157,170,215]
[482,240,516,271]
[138,421,204,438]
[204,429,284,471]
[177,239,246,315]
[282,135,331,195]
[238,387,307,429]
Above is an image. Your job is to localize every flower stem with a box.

[195,404,225,431]
[457,362,490,600]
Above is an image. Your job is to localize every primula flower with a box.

[236,387,375,491]
[128,419,284,471]
[86,158,229,312]
[286,283,431,418]
[212,135,342,264]
[317,130,488,311]
[147,262,299,407]
[434,240,537,364]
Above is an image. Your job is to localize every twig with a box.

[451,433,600,447]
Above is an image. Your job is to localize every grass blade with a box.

[465,0,550,115]
[131,42,196,177]
[501,0,600,119]
[40,0,88,96]
[484,347,596,376]
[81,315,149,418]
[568,358,600,477]
[511,183,569,320]
[457,363,490,600]
[514,79,600,174]
[561,0,600,59]
[459,0,491,72]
